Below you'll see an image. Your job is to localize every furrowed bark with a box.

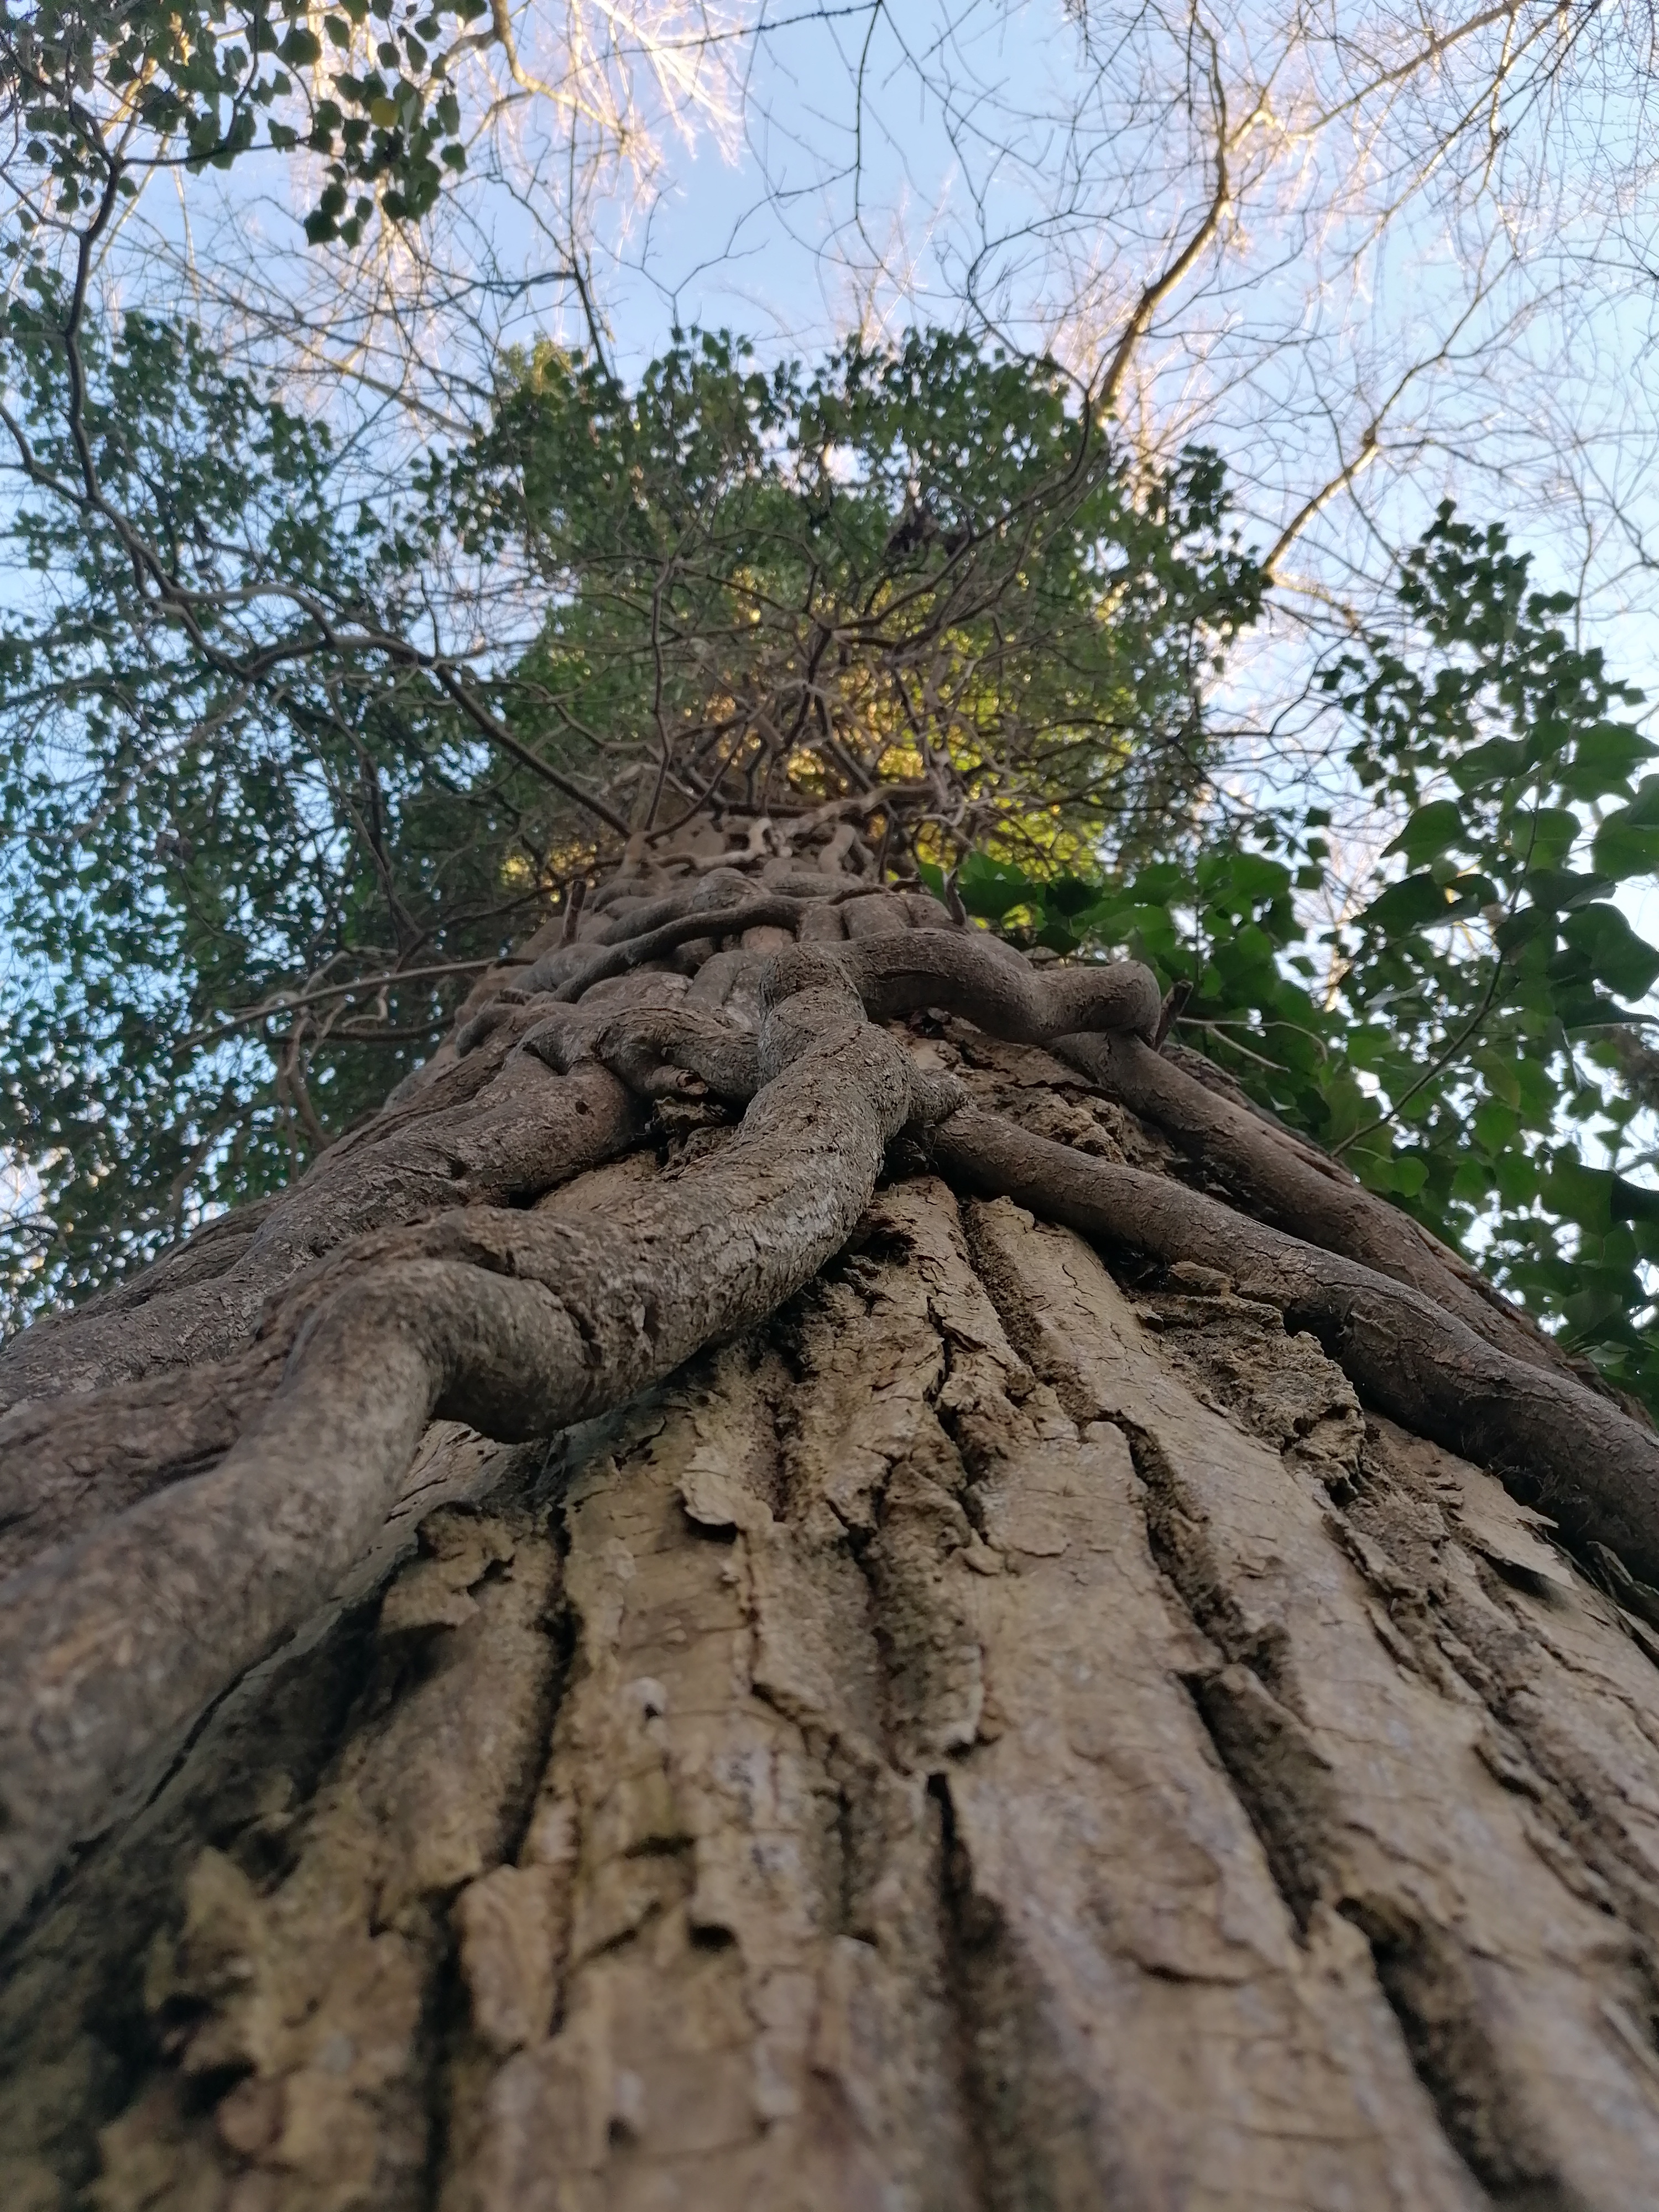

[931,1104,1659,1587]
[0,921,1174,1937]
[0,957,922,1936]
[0,1339,289,1584]
[0,931,1164,1587]
[19,1175,1659,2206]
[12,869,1659,2209]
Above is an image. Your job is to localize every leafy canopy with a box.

[431,328,1261,869]
[0,320,1260,1324]
[6,278,1658,1420]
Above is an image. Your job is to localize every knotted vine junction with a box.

[8,813,1659,2206]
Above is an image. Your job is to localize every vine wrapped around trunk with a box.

[7,849,1659,2210]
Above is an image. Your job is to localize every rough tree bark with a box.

[7,833,1659,2211]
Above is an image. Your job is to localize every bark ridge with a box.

[6,860,1659,2208]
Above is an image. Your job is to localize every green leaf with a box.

[1042,874,1100,920]
[1543,1159,1616,1232]
[1358,872,1455,936]
[1516,807,1581,870]
[1519,866,1610,914]
[956,852,1039,920]
[1613,1176,1659,1224]
[1472,1099,1518,1152]
[1386,797,1465,867]
[1219,853,1292,901]
[1449,737,1526,789]
[1561,722,1657,799]
[1557,904,1659,999]
[1621,775,1659,825]
[1592,811,1659,882]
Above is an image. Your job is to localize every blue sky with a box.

[8,0,1659,1284]
[33,0,1659,863]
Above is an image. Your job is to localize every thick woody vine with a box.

[2,847,1657,1944]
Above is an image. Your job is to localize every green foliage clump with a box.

[426,327,1262,868]
[952,505,1659,1413]
[0,300,545,1313]
[0,0,479,244]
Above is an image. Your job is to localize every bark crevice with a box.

[12,867,1659,2206]
[928,1772,1103,2212]
[1341,1895,1573,2211]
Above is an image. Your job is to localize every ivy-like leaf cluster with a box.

[939,505,1659,1414]
[0,0,482,244]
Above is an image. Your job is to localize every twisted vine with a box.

[3,869,1656,1940]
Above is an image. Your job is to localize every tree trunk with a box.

[7,864,1659,2210]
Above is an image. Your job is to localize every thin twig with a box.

[179,958,529,1052]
